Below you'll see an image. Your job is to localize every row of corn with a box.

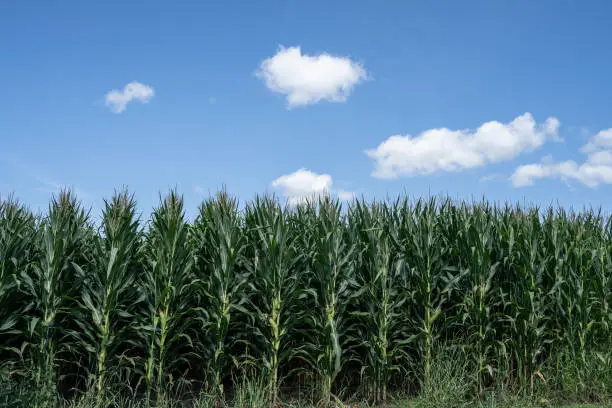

[0,190,610,405]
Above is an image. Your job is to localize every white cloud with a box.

[272,168,331,205]
[366,113,560,179]
[511,128,612,188]
[271,168,354,205]
[580,129,612,153]
[337,189,356,201]
[257,46,367,108]
[105,81,155,113]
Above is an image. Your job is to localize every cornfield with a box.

[0,189,611,406]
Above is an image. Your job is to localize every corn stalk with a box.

[456,203,503,395]
[0,197,36,377]
[71,190,142,397]
[192,190,249,400]
[243,196,304,405]
[141,191,196,404]
[297,197,355,404]
[348,199,410,403]
[393,198,462,392]
[21,190,92,405]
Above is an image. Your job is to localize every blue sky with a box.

[2,0,612,219]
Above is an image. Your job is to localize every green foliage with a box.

[140,190,197,404]
[394,199,464,392]
[243,195,303,404]
[348,199,411,403]
[0,190,610,407]
[297,197,356,404]
[191,190,249,399]
[20,190,94,404]
[0,196,36,377]
[72,190,143,396]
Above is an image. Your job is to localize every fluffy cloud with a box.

[580,129,612,153]
[337,189,356,201]
[257,46,367,108]
[511,129,612,188]
[366,113,560,179]
[271,168,354,205]
[105,81,154,113]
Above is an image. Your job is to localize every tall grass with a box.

[0,189,610,406]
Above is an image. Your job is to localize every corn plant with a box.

[70,190,143,396]
[598,219,612,349]
[539,207,569,378]
[393,198,462,392]
[243,196,304,405]
[140,191,196,404]
[297,197,356,404]
[503,208,552,393]
[347,200,410,403]
[0,197,36,377]
[559,212,605,388]
[455,203,503,394]
[191,191,249,399]
[21,190,92,404]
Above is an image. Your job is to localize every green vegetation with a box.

[0,190,610,407]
